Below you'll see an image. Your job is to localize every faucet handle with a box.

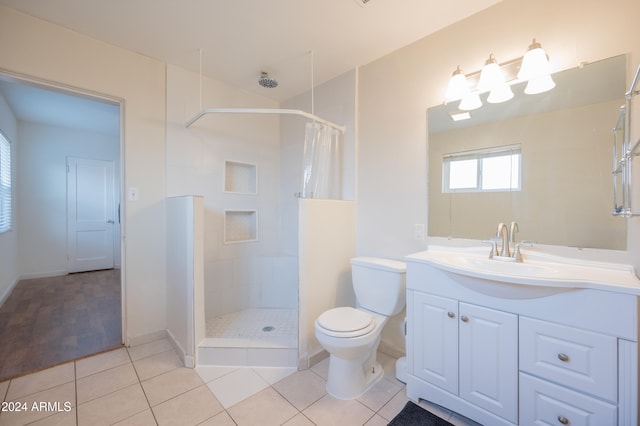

[513,240,535,262]
[482,238,502,258]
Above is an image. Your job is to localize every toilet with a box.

[314,257,406,399]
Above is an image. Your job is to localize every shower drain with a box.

[262,326,275,332]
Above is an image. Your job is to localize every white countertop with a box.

[406,245,640,296]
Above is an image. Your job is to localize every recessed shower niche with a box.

[223,160,258,243]
[224,210,258,243]
[224,160,257,194]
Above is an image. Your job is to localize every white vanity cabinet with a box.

[406,256,639,426]
[410,291,518,423]
[411,292,518,422]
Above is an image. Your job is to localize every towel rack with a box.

[612,63,640,217]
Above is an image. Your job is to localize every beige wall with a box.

[358,0,640,263]
[0,6,167,342]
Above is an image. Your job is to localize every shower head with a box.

[258,71,278,89]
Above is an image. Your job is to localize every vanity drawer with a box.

[520,373,617,426]
[519,317,617,401]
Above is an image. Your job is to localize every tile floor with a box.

[0,336,477,425]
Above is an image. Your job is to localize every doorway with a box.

[67,157,117,273]
[0,73,124,379]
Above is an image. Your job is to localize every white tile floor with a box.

[0,337,478,425]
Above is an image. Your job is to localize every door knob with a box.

[107,220,115,224]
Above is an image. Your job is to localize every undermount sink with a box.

[406,245,640,295]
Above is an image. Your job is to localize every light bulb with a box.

[459,92,482,111]
[478,54,505,93]
[487,84,514,103]
[445,66,469,101]
[524,74,556,94]
[518,39,552,81]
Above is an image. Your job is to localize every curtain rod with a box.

[185,107,346,132]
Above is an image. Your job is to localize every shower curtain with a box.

[301,122,343,199]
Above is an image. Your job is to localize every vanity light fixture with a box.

[518,38,556,94]
[459,92,482,111]
[523,74,556,94]
[477,54,504,92]
[444,38,554,115]
[487,84,515,103]
[478,54,514,104]
[445,66,469,102]
[518,39,552,80]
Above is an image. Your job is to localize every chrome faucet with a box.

[496,222,510,257]
[483,221,533,262]
[509,221,519,252]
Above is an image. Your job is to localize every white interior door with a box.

[67,157,115,272]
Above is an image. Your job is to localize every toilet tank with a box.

[351,257,407,316]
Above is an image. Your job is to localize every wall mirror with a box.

[428,54,628,250]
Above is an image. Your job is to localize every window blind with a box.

[0,132,11,233]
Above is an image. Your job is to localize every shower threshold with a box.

[198,308,297,368]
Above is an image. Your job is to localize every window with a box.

[0,131,11,233]
[443,145,521,193]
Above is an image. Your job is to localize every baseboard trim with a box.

[19,270,68,280]
[308,348,329,369]
[127,330,168,347]
[166,329,194,368]
[379,340,405,359]
[0,277,19,307]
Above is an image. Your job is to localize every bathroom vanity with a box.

[405,246,640,426]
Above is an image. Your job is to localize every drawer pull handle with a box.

[557,353,570,362]
[447,312,455,318]
[460,316,469,322]
[557,415,569,425]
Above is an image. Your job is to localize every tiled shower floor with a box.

[204,308,297,348]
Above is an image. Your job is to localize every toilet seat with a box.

[316,307,376,338]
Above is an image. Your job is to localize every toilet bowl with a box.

[314,257,406,400]
[315,306,388,399]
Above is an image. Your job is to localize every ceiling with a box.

[0,0,501,103]
[0,78,120,136]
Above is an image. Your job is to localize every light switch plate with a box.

[128,187,139,201]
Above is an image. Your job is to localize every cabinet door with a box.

[459,303,518,423]
[410,291,458,395]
